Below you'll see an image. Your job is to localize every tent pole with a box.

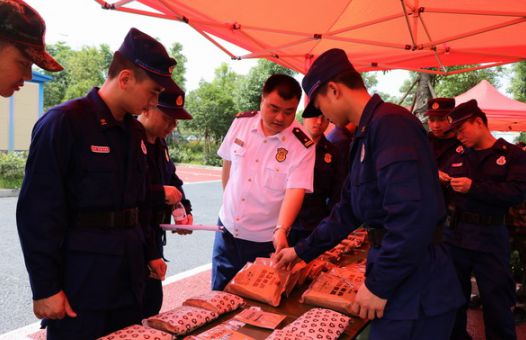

[398,77,419,105]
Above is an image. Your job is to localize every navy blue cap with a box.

[0,0,62,71]
[118,28,176,89]
[301,48,360,118]
[157,84,192,120]
[425,98,455,117]
[447,99,486,131]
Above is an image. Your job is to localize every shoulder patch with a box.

[235,110,257,118]
[292,127,314,148]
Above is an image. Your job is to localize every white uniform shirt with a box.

[218,112,315,242]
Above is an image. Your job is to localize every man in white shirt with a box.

[213,74,315,290]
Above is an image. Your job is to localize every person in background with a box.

[274,48,464,340]
[138,83,193,318]
[287,110,342,246]
[442,99,526,339]
[212,74,315,291]
[0,0,62,98]
[326,121,356,175]
[16,28,177,339]
[425,98,462,183]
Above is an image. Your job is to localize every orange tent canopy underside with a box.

[96,0,526,75]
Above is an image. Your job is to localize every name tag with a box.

[90,145,110,153]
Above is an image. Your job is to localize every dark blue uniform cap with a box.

[425,97,455,117]
[0,0,62,71]
[302,48,360,118]
[118,28,177,90]
[157,83,192,120]
[447,99,486,131]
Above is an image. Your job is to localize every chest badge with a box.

[234,138,245,147]
[90,145,110,153]
[456,145,464,154]
[165,149,170,162]
[324,153,332,164]
[360,144,366,163]
[275,147,288,162]
[496,156,506,166]
[141,140,147,155]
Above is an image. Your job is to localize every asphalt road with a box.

[0,180,222,334]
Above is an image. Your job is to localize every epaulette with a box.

[292,127,314,148]
[235,110,258,118]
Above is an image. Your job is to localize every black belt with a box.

[448,210,505,227]
[367,225,443,249]
[73,208,139,230]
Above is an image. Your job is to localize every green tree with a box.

[434,66,502,98]
[169,42,187,89]
[42,43,112,109]
[234,59,296,112]
[184,63,240,164]
[510,61,526,102]
[516,132,526,144]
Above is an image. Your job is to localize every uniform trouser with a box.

[369,309,456,340]
[46,303,142,340]
[211,219,274,291]
[142,277,163,318]
[448,245,516,340]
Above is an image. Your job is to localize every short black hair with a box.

[262,74,301,100]
[317,69,366,97]
[468,113,488,127]
[107,51,147,81]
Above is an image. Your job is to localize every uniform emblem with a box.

[432,102,440,110]
[234,138,245,147]
[496,156,506,166]
[456,145,464,154]
[452,162,463,167]
[324,153,332,163]
[141,140,147,155]
[165,149,170,162]
[275,147,288,162]
[90,145,110,153]
[176,95,184,106]
[360,144,366,163]
[99,118,108,126]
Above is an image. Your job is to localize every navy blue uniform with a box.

[327,125,353,178]
[142,138,192,318]
[444,138,526,340]
[428,132,462,171]
[295,95,464,339]
[288,135,342,246]
[16,88,153,339]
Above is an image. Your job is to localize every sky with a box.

[25,0,410,96]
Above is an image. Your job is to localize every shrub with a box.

[0,152,27,189]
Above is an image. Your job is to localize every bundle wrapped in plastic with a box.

[97,324,173,339]
[284,261,307,296]
[300,272,357,314]
[329,262,366,288]
[305,258,338,282]
[182,319,246,340]
[267,308,351,340]
[142,306,218,336]
[224,257,289,307]
[183,290,245,315]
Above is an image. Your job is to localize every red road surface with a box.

[175,165,221,183]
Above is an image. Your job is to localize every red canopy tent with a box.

[95,0,526,75]
[454,80,526,132]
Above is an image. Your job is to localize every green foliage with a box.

[169,42,187,90]
[185,63,239,143]
[42,43,112,109]
[434,66,503,98]
[169,141,203,164]
[516,132,526,144]
[510,61,526,102]
[234,59,296,112]
[0,152,27,189]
